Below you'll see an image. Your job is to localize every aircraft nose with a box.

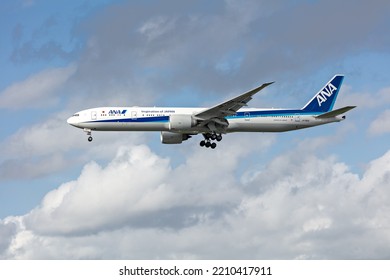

[67,116,78,127]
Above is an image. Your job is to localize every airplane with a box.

[67,74,355,149]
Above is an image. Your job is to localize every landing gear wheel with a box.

[84,128,93,143]
[201,133,222,148]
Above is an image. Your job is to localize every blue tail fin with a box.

[302,75,344,112]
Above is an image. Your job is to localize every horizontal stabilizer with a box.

[315,106,356,118]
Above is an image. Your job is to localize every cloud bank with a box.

[1,136,390,259]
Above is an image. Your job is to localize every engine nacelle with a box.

[169,114,196,131]
[160,131,191,144]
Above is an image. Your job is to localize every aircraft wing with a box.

[315,106,356,118]
[195,82,274,120]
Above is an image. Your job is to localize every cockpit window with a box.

[73,113,80,117]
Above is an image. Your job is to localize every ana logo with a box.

[316,83,337,107]
[108,109,127,115]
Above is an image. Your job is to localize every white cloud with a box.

[1,139,390,259]
[0,113,81,180]
[1,113,79,158]
[368,109,390,136]
[20,134,272,236]
[0,220,18,254]
[335,85,390,137]
[138,16,177,41]
[337,85,390,109]
[0,65,76,109]
[0,110,146,180]
[24,145,172,235]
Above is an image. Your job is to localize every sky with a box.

[0,0,390,259]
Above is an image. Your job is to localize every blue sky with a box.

[0,0,390,259]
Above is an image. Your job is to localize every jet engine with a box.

[169,114,196,131]
[160,131,191,144]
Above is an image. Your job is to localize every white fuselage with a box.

[67,106,343,134]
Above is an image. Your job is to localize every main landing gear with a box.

[199,133,222,149]
[84,128,93,142]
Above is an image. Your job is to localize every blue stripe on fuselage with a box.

[85,116,170,123]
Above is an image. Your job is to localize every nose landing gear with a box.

[84,128,93,142]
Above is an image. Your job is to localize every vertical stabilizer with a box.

[302,75,344,112]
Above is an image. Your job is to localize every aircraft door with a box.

[294,114,301,122]
[131,111,137,120]
[91,111,97,120]
[245,112,250,121]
